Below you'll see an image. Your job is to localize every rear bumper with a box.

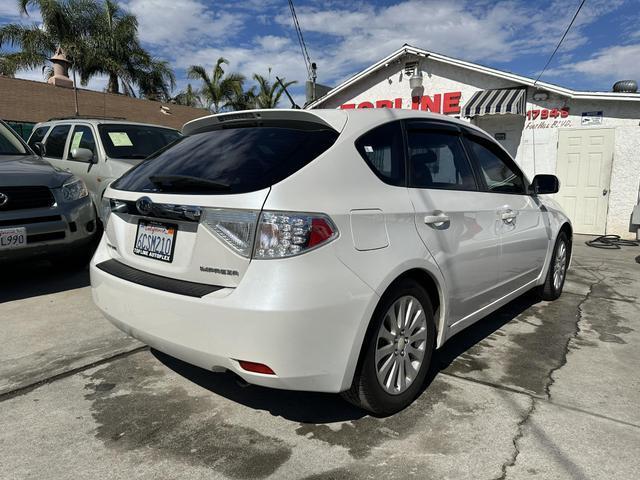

[90,237,378,393]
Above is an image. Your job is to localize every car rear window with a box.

[112,126,339,194]
[98,124,181,159]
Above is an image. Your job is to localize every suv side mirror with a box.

[71,147,95,163]
[530,174,560,195]
[33,141,45,157]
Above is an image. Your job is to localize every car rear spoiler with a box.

[182,109,347,136]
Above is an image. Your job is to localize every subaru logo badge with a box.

[0,192,7,207]
[136,196,153,216]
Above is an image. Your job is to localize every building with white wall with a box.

[308,45,640,239]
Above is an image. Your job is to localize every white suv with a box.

[91,109,571,414]
[28,118,181,215]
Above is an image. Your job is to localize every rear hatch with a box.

[102,109,345,288]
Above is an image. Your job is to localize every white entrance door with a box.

[556,129,614,235]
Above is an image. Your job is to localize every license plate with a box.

[0,227,27,250]
[133,219,177,263]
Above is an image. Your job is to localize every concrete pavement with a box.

[1,236,639,479]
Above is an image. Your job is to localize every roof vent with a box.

[404,61,419,76]
[612,80,638,93]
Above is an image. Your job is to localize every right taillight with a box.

[254,211,338,259]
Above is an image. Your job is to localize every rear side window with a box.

[355,121,405,186]
[465,137,525,194]
[113,126,339,194]
[28,126,49,149]
[407,130,476,190]
[44,125,71,159]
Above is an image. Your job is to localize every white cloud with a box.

[256,35,291,52]
[0,2,42,22]
[269,0,628,86]
[550,43,640,86]
[122,0,243,48]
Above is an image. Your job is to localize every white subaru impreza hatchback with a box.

[91,108,571,414]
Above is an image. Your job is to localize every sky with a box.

[2,0,640,107]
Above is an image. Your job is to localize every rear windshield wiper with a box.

[148,175,231,192]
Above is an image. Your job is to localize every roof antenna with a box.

[276,76,300,109]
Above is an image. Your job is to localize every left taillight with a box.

[254,211,338,259]
[201,209,259,258]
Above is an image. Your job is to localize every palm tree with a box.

[0,0,94,73]
[0,0,175,98]
[80,0,174,97]
[171,83,203,107]
[187,57,244,113]
[253,72,296,109]
[226,84,256,111]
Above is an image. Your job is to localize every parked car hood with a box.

[0,155,72,188]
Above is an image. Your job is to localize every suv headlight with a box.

[61,178,89,202]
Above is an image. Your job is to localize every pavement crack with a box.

[0,345,148,402]
[493,396,536,480]
[543,261,605,400]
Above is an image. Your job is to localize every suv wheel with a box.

[538,232,570,301]
[342,278,435,415]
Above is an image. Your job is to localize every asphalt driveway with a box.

[1,235,639,479]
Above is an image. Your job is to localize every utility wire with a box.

[531,0,586,175]
[534,0,586,86]
[288,0,312,79]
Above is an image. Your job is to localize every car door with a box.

[63,124,103,203]
[42,124,72,171]
[463,132,549,297]
[405,120,501,326]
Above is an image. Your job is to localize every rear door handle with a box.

[499,208,518,223]
[424,214,450,226]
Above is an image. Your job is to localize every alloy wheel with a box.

[553,240,567,290]
[375,295,428,395]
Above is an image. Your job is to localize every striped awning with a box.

[462,88,527,117]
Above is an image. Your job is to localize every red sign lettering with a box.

[375,100,393,108]
[341,91,462,114]
[443,92,461,114]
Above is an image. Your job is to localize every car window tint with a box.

[67,125,96,161]
[113,125,339,194]
[407,130,476,190]
[44,125,71,159]
[355,121,405,186]
[98,124,181,159]
[0,122,27,155]
[466,137,525,194]
[27,126,49,149]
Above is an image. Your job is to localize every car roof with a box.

[34,118,179,131]
[183,108,491,139]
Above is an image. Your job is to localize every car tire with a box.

[342,278,436,415]
[537,231,570,301]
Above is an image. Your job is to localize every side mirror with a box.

[530,174,559,195]
[33,141,45,157]
[71,147,95,163]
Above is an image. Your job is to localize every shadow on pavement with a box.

[0,260,90,303]
[154,290,542,423]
